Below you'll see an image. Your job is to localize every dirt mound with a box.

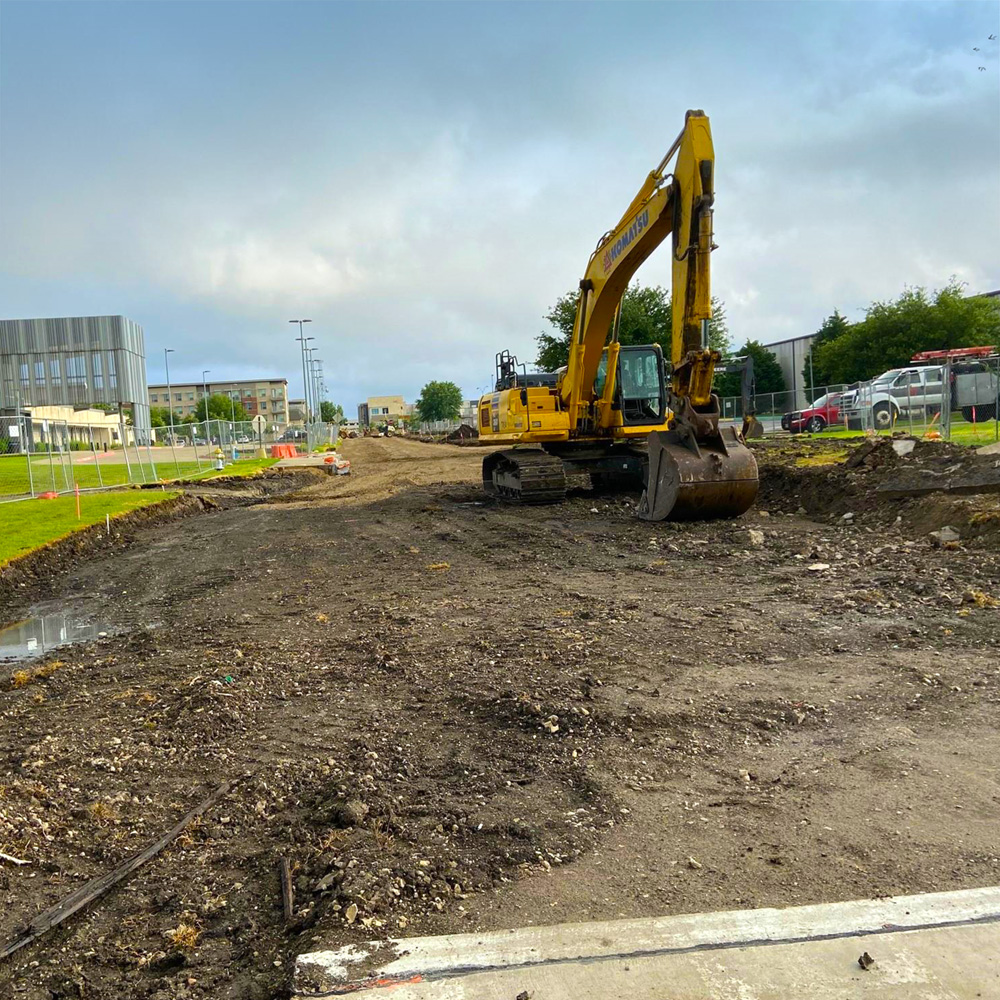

[446,424,479,442]
[757,435,1000,544]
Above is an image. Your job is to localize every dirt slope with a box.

[1,436,998,1000]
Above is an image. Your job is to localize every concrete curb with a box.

[294,886,1000,996]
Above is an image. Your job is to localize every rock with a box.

[315,872,340,892]
[687,856,703,870]
[796,506,807,515]
[331,799,369,828]
[747,529,765,548]
[858,951,875,971]
[976,441,1000,456]
[807,563,830,572]
[840,512,855,522]
[928,525,961,547]
[892,439,916,457]
[345,902,358,924]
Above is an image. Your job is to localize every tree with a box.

[320,401,344,423]
[803,311,850,391]
[813,281,1000,385]
[535,284,730,371]
[714,340,786,399]
[194,392,250,422]
[415,381,463,422]
[149,406,173,427]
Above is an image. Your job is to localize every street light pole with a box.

[290,320,313,425]
[311,358,324,419]
[304,345,314,421]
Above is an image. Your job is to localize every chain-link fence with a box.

[0,415,343,502]
[719,354,1000,445]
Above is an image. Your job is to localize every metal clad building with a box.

[764,334,816,409]
[0,315,150,441]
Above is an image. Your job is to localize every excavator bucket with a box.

[638,426,758,521]
[742,414,764,439]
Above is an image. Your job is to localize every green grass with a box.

[181,457,278,481]
[809,421,1000,446]
[0,455,278,497]
[0,491,182,566]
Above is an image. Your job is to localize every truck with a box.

[840,348,999,431]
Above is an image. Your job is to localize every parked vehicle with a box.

[781,392,843,433]
[840,349,998,430]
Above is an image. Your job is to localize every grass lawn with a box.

[0,491,181,566]
[0,455,277,497]
[181,457,279,481]
[805,420,1000,447]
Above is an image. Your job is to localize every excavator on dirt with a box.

[478,110,759,520]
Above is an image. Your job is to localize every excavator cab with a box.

[595,345,667,426]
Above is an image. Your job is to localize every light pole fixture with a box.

[290,320,313,423]
[164,349,175,441]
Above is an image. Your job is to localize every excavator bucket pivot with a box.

[638,426,758,521]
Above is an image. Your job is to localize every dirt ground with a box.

[1,434,999,999]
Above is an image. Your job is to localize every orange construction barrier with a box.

[270,444,299,458]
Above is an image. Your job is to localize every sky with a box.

[1,1,997,409]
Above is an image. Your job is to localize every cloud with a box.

[0,1,996,404]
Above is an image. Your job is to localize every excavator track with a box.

[482,449,567,504]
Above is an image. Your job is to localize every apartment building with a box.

[361,395,413,427]
[147,377,290,427]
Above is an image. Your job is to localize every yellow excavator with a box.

[478,110,759,520]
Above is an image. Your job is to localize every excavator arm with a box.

[561,111,718,429]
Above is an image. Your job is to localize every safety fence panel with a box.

[718,356,1000,446]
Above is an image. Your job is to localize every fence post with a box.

[88,424,104,488]
[942,358,952,440]
[45,422,57,491]
[118,406,133,483]
[23,414,35,497]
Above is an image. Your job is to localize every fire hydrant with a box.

[214,447,225,471]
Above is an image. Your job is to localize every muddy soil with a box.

[1,435,998,999]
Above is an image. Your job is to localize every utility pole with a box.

[290,320,313,423]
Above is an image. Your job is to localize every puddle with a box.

[0,610,113,662]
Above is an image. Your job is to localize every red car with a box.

[781,392,843,433]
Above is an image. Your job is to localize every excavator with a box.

[478,110,759,520]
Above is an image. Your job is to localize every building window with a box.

[34,360,45,384]
[92,353,103,390]
[20,362,29,390]
[151,393,158,402]
[174,393,181,402]
[66,354,86,386]
[261,401,267,410]
[187,393,194,401]
[107,354,117,389]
